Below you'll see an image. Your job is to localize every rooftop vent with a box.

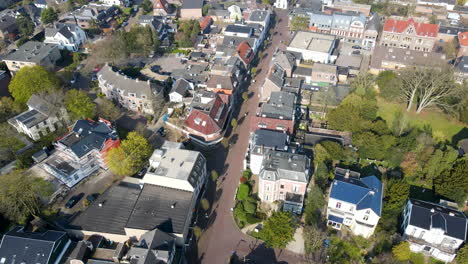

[170,203,176,209]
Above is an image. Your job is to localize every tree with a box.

[392,242,410,261]
[304,186,325,225]
[9,66,61,105]
[443,38,458,60]
[193,226,202,239]
[0,97,24,123]
[328,236,363,264]
[40,7,58,24]
[65,89,96,120]
[434,159,468,204]
[140,0,153,14]
[257,211,296,248]
[242,92,248,101]
[391,110,410,137]
[456,244,468,264]
[236,183,250,200]
[211,170,219,181]
[201,198,210,211]
[290,15,309,31]
[350,73,374,97]
[304,224,326,256]
[202,4,211,16]
[261,0,275,6]
[397,67,430,111]
[377,71,400,101]
[0,123,26,163]
[242,200,256,214]
[231,118,237,128]
[96,98,121,121]
[16,14,34,37]
[106,132,152,176]
[0,170,54,224]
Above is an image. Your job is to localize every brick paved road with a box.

[195,9,307,264]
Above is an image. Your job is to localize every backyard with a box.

[376,98,467,143]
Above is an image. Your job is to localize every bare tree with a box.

[397,68,430,112]
[415,68,460,113]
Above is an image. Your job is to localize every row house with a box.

[309,11,380,48]
[43,119,120,187]
[2,41,61,74]
[97,64,162,115]
[380,18,439,52]
[327,168,383,238]
[258,149,311,214]
[44,23,87,52]
[184,91,231,146]
[8,95,68,141]
[401,199,467,262]
[250,91,296,134]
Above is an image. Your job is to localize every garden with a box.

[233,169,264,228]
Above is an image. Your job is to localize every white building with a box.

[401,199,467,262]
[101,0,129,6]
[169,78,193,103]
[416,0,455,11]
[44,23,87,52]
[327,168,383,238]
[274,0,288,9]
[248,129,289,175]
[142,141,207,198]
[287,31,338,63]
[8,95,68,141]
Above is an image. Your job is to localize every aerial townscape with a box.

[0,0,468,263]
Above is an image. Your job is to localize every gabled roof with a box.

[200,16,212,31]
[45,23,78,39]
[260,149,309,183]
[251,129,289,151]
[236,41,254,65]
[170,78,192,96]
[458,31,468,47]
[274,51,296,70]
[408,199,467,240]
[330,171,383,216]
[383,18,439,37]
[206,75,236,90]
[185,92,229,136]
[0,226,67,264]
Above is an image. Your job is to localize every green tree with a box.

[16,14,34,37]
[0,97,24,122]
[140,0,153,14]
[290,15,309,31]
[40,7,58,24]
[201,198,210,211]
[257,211,296,248]
[242,200,256,214]
[421,146,458,186]
[392,242,410,261]
[320,141,344,161]
[9,66,61,105]
[65,89,96,120]
[328,236,363,264]
[456,244,468,264]
[434,159,468,204]
[106,132,152,176]
[304,185,325,225]
[381,179,409,232]
[304,224,326,256]
[377,70,400,101]
[193,226,202,239]
[242,169,252,180]
[0,170,54,224]
[96,98,121,121]
[261,0,275,6]
[202,4,211,16]
[231,118,237,128]
[236,183,250,200]
[211,170,219,181]
[242,92,248,101]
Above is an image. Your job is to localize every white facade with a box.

[274,0,288,9]
[101,0,128,6]
[44,24,87,52]
[416,0,455,10]
[401,199,467,262]
[169,92,183,103]
[327,197,380,238]
[286,46,337,63]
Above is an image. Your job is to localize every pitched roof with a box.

[260,91,295,120]
[251,129,289,151]
[330,171,383,216]
[170,78,192,96]
[185,92,229,136]
[459,31,468,47]
[260,149,309,183]
[236,41,254,65]
[4,41,58,63]
[383,18,439,37]
[182,0,203,9]
[206,75,236,90]
[45,23,78,39]
[408,199,467,240]
[0,226,67,264]
[200,16,212,31]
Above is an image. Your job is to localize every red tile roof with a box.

[185,94,229,136]
[383,18,439,38]
[200,16,212,31]
[459,32,468,47]
[236,41,254,65]
[153,0,169,11]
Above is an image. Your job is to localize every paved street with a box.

[194,10,307,264]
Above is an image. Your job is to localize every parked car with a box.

[157,127,166,137]
[65,193,85,209]
[137,167,147,177]
[86,193,99,203]
[352,45,362,49]
[352,50,361,55]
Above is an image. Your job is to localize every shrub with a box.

[236,183,250,200]
[392,242,410,261]
[240,176,247,184]
[201,198,210,211]
[256,211,268,220]
[211,170,219,181]
[243,200,256,214]
[234,203,247,222]
[193,226,202,239]
[410,253,424,264]
[242,169,252,180]
[245,214,262,224]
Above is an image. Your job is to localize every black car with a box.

[157,127,166,137]
[352,45,362,49]
[352,50,361,55]
[65,193,85,209]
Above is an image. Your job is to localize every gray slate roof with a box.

[182,0,203,9]
[0,226,67,264]
[225,24,254,35]
[4,41,58,63]
[260,149,309,183]
[251,129,289,151]
[260,91,296,120]
[170,78,191,96]
[45,23,79,39]
[248,10,270,23]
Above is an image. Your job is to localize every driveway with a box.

[195,9,307,264]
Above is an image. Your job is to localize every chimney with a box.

[345,169,350,179]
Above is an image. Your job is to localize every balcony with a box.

[405,235,458,255]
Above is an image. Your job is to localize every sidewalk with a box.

[286,226,305,255]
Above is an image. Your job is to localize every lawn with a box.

[377,98,467,143]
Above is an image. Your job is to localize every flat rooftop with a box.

[288,31,336,53]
